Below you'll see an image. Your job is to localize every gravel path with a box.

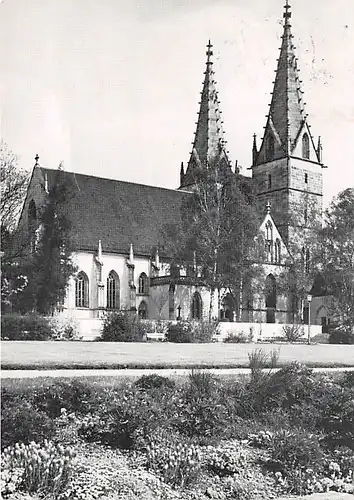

[2,366,354,379]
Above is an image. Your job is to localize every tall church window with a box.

[107,271,120,310]
[302,133,310,159]
[138,300,148,319]
[75,271,89,308]
[191,292,202,320]
[275,239,281,263]
[266,135,274,161]
[138,273,149,294]
[265,274,276,323]
[266,221,273,241]
[305,172,308,184]
[28,199,37,253]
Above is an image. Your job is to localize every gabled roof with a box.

[255,1,320,165]
[181,41,232,189]
[37,167,189,257]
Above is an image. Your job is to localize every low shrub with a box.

[47,316,82,341]
[166,322,193,342]
[30,379,95,418]
[99,310,148,342]
[166,321,218,343]
[78,388,164,450]
[224,331,249,343]
[329,324,354,344]
[268,428,324,474]
[1,313,53,340]
[134,374,175,391]
[145,431,201,487]
[1,400,55,450]
[1,441,76,497]
[282,324,304,342]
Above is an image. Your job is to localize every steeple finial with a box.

[34,154,40,166]
[206,39,213,65]
[283,0,292,26]
[266,201,271,214]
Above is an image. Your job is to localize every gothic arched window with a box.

[28,199,37,253]
[191,292,203,320]
[266,221,273,241]
[138,273,149,294]
[305,248,310,274]
[107,271,120,310]
[138,300,148,319]
[75,271,89,308]
[265,274,276,323]
[275,238,281,263]
[302,133,310,159]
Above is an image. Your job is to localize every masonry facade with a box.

[18,2,328,326]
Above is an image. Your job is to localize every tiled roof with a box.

[40,167,189,257]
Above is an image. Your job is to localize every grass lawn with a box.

[2,341,354,370]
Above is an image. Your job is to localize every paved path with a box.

[2,366,354,379]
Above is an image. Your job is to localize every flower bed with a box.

[1,366,354,499]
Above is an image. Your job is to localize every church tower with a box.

[179,41,233,190]
[251,1,325,243]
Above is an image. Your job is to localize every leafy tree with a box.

[0,141,30,238]
[1,142,30,310]
[318,188,354,332]
[277,192,322,323]
[162,168,263,321]
[16,168,77,314]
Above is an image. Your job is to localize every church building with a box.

[18,2,326,327]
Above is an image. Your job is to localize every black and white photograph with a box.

[1,0,354,498]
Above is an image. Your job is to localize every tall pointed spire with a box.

[256,1,313,164]
[180,41,232,189]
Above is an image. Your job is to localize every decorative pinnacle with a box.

[283,0,292,25]
[34,154,39,166]
[206,40,213,65]
[266,201,271,214]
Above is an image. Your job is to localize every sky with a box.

[1,0,353,207]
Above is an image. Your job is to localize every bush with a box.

[78,388,164,450]
[47,316,82,341]
[166,322,193,342]
[268,428,324,475]
[1,400,55,449]
[329,324,354,344]
[30,379,95,418]
[282,324,304,342]
[1,313,53,340]
[1,441,76,497]
[224,331,249,343]
[99,310,148,342]
[134,374,175,391]
[173,371,230,439]
[166,321,218,343]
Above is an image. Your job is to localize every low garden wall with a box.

[75,317,322,342]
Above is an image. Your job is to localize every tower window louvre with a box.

[268,174,272,190]
[302,133,310,159]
